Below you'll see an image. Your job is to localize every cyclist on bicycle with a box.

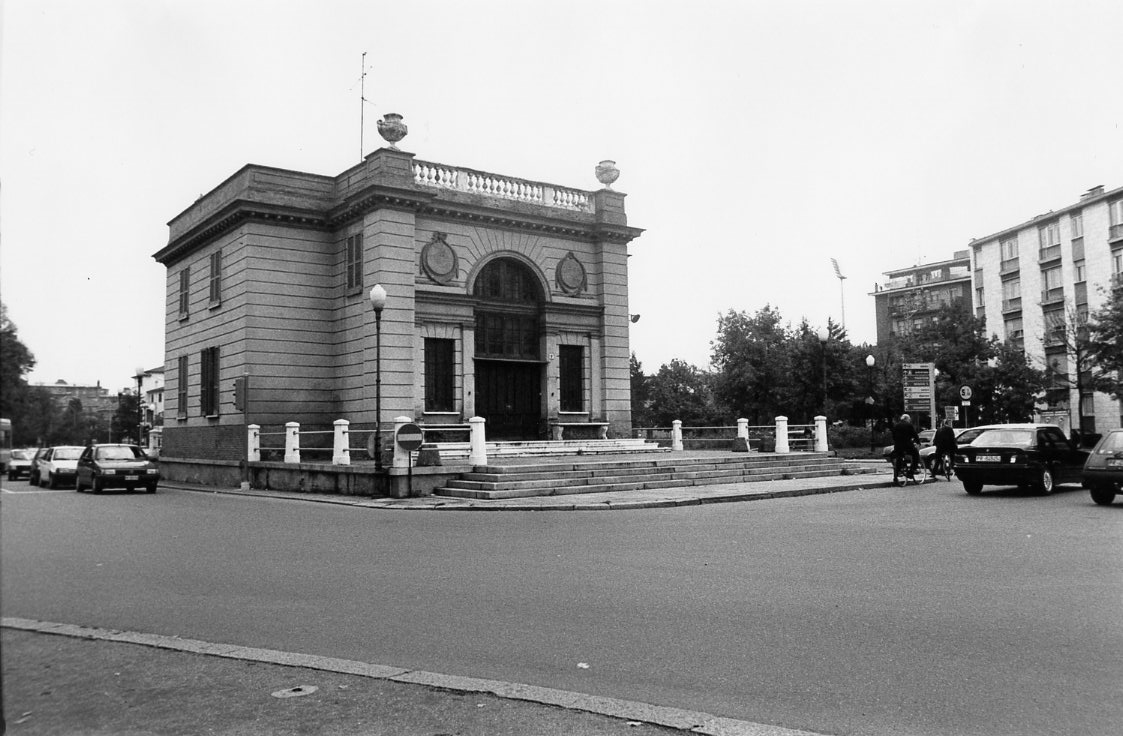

[891,413,921,479]
[933,419,958,477]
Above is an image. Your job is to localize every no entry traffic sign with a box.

[396,422,424,452]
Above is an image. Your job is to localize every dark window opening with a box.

[559,345,584,412]
[424,338,456,412]
[177,355,188,418]
[200,346,220,416]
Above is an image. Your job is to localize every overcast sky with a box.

[2,0,1121,391]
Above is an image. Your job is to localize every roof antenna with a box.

[359,52,367,160]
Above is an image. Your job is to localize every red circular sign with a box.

[395,423,424,451]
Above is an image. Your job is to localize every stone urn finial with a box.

[377,113,408,149]
[595,159,620,189]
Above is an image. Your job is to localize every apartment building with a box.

[971,184,1123,433]
[870,251,972,341]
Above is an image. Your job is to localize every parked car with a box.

[75,444,160,493]
[7,449,35,480]
[35,446,85,488]
[1082,428,1123,506]
[954,424,1089,495]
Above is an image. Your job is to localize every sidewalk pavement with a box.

[3,466,892,735]
[163,461,895,511]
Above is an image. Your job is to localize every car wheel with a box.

[1037,468,1055,495]
[91,478,103,494]
[1090,486,1116,506]
[47,472,58,489]
[963,480,983,495]
[75,475,85,492]
[146,484,157,494]
[7,472,14,481]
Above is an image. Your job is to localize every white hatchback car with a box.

[36,446,85,488]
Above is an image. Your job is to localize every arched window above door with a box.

[472,258,543,304]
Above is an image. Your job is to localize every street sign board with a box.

[395,422,424,452]
[959,385,973,400]
[902,363,936,421]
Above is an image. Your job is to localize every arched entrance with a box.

[472,258,544,440]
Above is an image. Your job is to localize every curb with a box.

[161,476,895,511]
[3,617,831,736]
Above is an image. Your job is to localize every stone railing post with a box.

[469,416,488,466]
[391,416,413,468]
[247,424,260,462]
[284,422,300,463]
[775,416,790,453]
[737,418,749,440]
[672,420,684,451]
[332,419,351,466]
[815,415,828,452]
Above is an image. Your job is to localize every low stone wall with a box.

[158,457,471,498]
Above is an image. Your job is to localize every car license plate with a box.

[125,475,139,481]
[976,455,1000,462]
[1108,458,1123,468]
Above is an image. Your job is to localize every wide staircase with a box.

[425,437,667,460]
[434,451,874,500]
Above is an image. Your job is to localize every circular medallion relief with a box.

[421,234,457,284]
[556,252,587,295]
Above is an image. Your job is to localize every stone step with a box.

[436,466,861,500]
[449,461,844,491]
[463,456,839,483]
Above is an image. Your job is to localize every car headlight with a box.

[146,469,158,474]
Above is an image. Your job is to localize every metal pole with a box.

[136,374,144,446]
[374,309,383,474]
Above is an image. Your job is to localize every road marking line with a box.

[1,488,72,494]
[2,616,830,736]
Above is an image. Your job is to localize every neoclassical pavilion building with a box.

[154,122,643,460]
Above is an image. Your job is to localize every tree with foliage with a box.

[711,306,793,424]
[1038,305,1098,430]
[974,340,1051,424]
[112,392,142,445]
[643,359,724,427]
[1086,286,1123,400]
[629,353,652,428]
[1,302,41,445]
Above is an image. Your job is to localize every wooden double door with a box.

[475,359,542,440]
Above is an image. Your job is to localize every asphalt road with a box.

[3,478,1121,736]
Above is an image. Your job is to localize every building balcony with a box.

[1038,244,1061,264]
[1001,298,1022,314]
[1110,223,1123,242]
[1000,258,1020,275]
[1041,287,1065,306]
[1113,272,1123,290]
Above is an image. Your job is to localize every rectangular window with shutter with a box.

[177,355,188,419]
[209,250,222,306]
[199,347,220,417]
[178,267,190,319]
[345,234,363,292]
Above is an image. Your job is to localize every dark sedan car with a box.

[75,444,160,493]
[954,424,1089,495]
[1083,428,1123,506]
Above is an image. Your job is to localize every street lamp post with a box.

[866,354,876,452]
[135,366,145,447]
[369,285,388,475]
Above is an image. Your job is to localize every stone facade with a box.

[153,147,643,459]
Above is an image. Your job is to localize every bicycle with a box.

[891,449,926,486]
[930,451,954,482]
